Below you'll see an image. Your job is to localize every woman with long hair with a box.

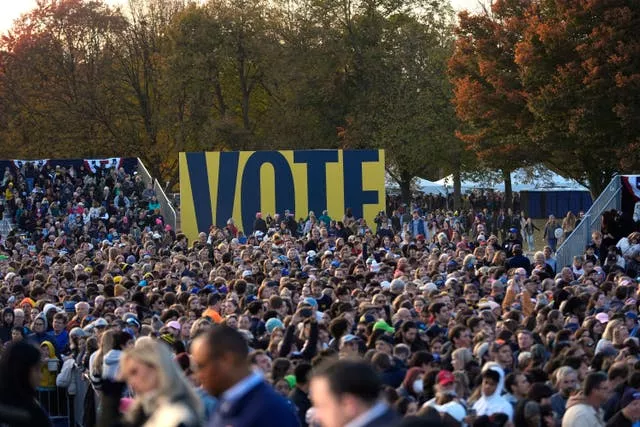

[561,211,577,242]
[0,341,51,427]
[99,337,203,427]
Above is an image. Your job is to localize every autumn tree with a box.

[449,0,536,208]
[0,0,127,158]
[515,0,640,195]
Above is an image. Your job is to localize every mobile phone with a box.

[300,308,313,318]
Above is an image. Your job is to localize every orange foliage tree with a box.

[515,0,640,195]
[448,0,536,208]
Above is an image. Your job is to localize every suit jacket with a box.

[208,380,300,427]
[360,407,400,427]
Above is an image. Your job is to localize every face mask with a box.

[412,379,424,394]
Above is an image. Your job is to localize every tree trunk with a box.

[503,169,513,210]
[399,171,412,206]
[453,168,462,210]
[586,169,612,200]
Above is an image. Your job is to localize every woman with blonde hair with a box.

[451,348,473,373]
[100,337,203,427]
[596,318,623,354]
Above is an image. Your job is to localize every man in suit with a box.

[192,325,300,427]
[310,359,400,427]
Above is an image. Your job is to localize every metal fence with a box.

[136,158,178,231]
[37,387,71,427]
[556,176,622,268]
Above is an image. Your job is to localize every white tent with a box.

[416,178,447,195]
[435,167,588,193]
[385,174,447,195]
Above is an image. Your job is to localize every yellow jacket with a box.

[39,341,58,388]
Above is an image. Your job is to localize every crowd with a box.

[1,161,640,427]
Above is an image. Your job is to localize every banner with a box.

[0,158,138,176]
[13,159,49,169]
[179,150,386,241]
[84,157,123,173]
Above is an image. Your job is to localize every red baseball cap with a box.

[437,370,455,386]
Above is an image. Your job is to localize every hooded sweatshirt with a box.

[472,362,514,421]
[0,307,14,343]
[102,349,123,381]
[28,314,54,345]
[40,340,58,388]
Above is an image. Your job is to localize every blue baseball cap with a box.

[303,297,318,308]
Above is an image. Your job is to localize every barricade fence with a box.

[556,176,622,268]
[37,387,71,427]
[136,158,177,231]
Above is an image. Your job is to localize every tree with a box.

[515,0,640,195]
[449,0,536,208]
[0,0,127,158]
[321,0,460,204]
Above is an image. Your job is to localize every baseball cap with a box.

[69,327,88,338]
[167,321,181,331]
[265,318,284,334]
[94,318,108,328]
[478,299,500,311]
[437,370,455,386]
[340,334,360,346]
[595,312,609,324]
[126,317,141,329]
[303,297,318,308]
[509,227,517,233]
[372,320,395,334]
[626,312,638,321]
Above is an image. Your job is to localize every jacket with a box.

[57,357,90,425]
[102,349,123,381]
[39,341,58,388]
[472,362,513,421]
[208,380,300,427]
[289,387,311,427]
[348,403,400,427]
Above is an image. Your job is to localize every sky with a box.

[0,0,481,34]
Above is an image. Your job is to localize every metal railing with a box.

[136,158,178,231]
[555,176,622,268]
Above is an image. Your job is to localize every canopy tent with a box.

[416,178,447,195]
[435,168,588,193]
[385,174,446,195]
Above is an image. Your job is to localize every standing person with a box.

[562,372,610,427]
[562,211,577,243]
[522,216,539,252]
[99,337,203,427]
[543,215,560,252]
[472,362,513,421]
[0,341,52,427]
[551,366,579,420]
[191,325,300,427]
[253,212,268,235]
[309,359,400,427]
[289,363,313,427]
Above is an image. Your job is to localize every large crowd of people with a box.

[0,161,640,427]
